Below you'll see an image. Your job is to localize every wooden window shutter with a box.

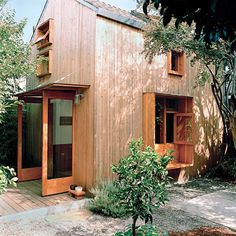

[142,93,155,148]
[174,113,193,145]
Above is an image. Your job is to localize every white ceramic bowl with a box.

[75,186,83,192]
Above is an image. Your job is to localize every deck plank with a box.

[0,180,76,216]
[0,198,17,215]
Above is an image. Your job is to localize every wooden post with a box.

[17,102,23,181]
[42,91,49,196]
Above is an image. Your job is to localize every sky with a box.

[8,0,137,42]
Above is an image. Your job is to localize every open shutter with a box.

[142,93,155,148]
[174,113,194,164]
[174,113,193,144]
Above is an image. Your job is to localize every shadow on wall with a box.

[170,86,223,183]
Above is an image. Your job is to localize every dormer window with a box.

[35,19,53,50]
[167,50,184,76]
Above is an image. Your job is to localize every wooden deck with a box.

[0,180,76,216]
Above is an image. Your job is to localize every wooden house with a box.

[16,0,222,196]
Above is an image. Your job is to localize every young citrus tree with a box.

[112,139,173,236]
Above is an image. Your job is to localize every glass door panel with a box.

[48,99,72,179]
[18,101,42,182]
[22,103,42,168]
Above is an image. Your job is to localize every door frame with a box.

[42,90,76,196]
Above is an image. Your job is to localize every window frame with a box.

[167,50,185,77]
[34,19,53,50]
[36,50,52,78]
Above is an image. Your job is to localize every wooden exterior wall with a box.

[27,0,96,189]
[26,0,223,188]
[28,0,96,89]
[94,16,222,183]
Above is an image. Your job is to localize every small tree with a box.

[112,139,173,236]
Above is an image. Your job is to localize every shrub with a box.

[225,156,236,179]
[207,155,236,180]
[115,224,167,236]
[0,166,18,194]
[112,139,173,236]
[0,102,18,167]
[88,181,129,218]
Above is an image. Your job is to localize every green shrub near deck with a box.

[88,181,129,218]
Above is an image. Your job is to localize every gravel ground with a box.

[0,178,235,236]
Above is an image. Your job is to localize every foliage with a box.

[0,0,36,166]
[112,139,173,236]
[0,1,34,82]
[115,224,167,236]
[0,102,18,167]
[222,156,236,179]
[0,166,18,194]
[88,181,129,218]
[142,0,236,48]
[143,18,236,157]
[209,155,236,180]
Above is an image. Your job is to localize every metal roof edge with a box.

[75,0,98,12]
[76,0,145,30]
[97,8,145,30]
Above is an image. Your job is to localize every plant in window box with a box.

[36,52,51,77]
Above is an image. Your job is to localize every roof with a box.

[31,0,147,42]
[76,0,148,29]
[16,83,89,98]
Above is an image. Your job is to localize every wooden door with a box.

[42,91,75,196]
[17,101,42,182]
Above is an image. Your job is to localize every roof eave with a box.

[97,8,145,30]
[76,0,145,30]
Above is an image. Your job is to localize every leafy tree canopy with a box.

[0,0,35,166]
[142,0,236,48]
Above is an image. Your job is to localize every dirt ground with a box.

[0,178,236,236]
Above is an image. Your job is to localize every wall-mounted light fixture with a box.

[74,93,84,105]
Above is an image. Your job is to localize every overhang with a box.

[16,83,90,100]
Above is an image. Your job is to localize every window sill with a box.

[37,72,51,78]
[167,162,193,170]
[168,70,183,77]
[37,42,52,50]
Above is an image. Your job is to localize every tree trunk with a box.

[132,216,138,236]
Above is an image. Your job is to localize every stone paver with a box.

[175,186,236,230]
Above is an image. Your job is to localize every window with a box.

[155,96,193,144]
[35,19,53,78]
[143,93,194,169]
[167,50,184,76]
[34,19,53,50]
[36,50,52,78]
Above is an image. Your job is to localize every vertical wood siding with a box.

[94,16,222,182]
[28,0,96,89]
[27,1,222,186]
